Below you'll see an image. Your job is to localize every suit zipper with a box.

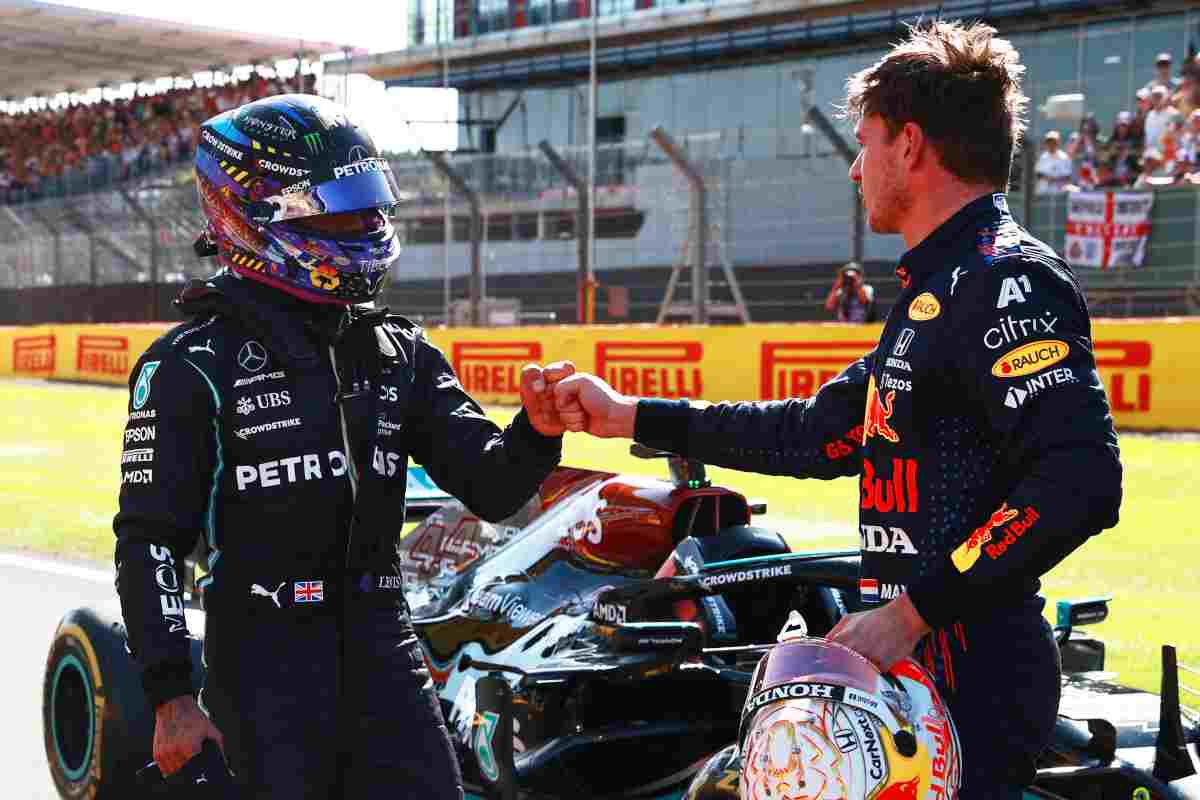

[329,345,359,565]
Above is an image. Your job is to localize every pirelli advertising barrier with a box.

[0,318,1191,431]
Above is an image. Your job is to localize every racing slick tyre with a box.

[43,605,202,799]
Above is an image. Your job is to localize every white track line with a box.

[0,552,112,584]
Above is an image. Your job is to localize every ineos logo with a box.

[347,144,370,163]
[238,341,269,373]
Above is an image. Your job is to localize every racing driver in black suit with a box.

[546,22,1123,800]
[113,94,571,798]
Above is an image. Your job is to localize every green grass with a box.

[0,379,1194,694]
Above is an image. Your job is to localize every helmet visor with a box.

[278,208,390,238]
[758,639,881,695]
[265,160,402,223]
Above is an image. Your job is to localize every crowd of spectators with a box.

[0,73,315,205]
[1037,50,1200,193]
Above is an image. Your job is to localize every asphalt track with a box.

[1,551,115,800]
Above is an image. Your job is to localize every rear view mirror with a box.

[1056,596,1110,630]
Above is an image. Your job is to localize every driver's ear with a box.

[901,122,926,170]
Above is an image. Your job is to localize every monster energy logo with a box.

[304,133,323,154]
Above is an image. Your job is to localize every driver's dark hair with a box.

[842,20,1028,188]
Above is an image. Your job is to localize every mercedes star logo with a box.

[347,144,370,163]
[238,340,269,373]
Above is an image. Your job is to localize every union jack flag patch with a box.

[294,580,324,603]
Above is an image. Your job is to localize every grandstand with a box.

[0,0,1198,325]
[330,0,1200,322]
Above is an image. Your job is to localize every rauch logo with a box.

[13,335,55,375]
[77,335,129,376]
[596,341,702,397]
[451,341,543,397]
[759,341,872,400]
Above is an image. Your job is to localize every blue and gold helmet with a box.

[194,94,403,305]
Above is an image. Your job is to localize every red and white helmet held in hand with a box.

[738,613,962,800]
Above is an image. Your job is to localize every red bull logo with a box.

[863,376,899,444]
[950,503,1020,573]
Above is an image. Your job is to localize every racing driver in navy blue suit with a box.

[113,94,572,799]
[545,22,1123,800]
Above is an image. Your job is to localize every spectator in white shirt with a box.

[1143,52,1182,95]
[1143,84,1181,156]
[1036,130,1073,193]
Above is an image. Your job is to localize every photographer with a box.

[823,262,876,322]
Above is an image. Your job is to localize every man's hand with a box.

[825,593,931,672]
[153,695,225,776]
[520,361,577,436]
[552,373,638,438]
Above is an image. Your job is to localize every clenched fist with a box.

[520,361,577,436]
[153,695,225,776]
[552,373,639,438]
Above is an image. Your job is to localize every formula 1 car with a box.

[43,453,1200,800]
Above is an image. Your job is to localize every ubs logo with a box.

[238,341,269,373]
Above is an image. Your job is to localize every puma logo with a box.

[188,339,215,356]
[250,582,286,609]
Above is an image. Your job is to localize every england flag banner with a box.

[1064,191,1154,269]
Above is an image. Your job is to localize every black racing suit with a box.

[634,193,1122,799]
[113,274,561,798]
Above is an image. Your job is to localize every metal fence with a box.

[1,134,1197,324]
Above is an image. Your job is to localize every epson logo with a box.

[699,564,791,588]
[281,179,311,196]
[125,426,156,443]
[333,158,387,180]
[201,129,244,161]
[258,159,308,177]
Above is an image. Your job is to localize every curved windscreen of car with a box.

[408,476,651,627]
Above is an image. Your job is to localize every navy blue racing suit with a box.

[633,193,1122,799]
[113,274,561,798]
